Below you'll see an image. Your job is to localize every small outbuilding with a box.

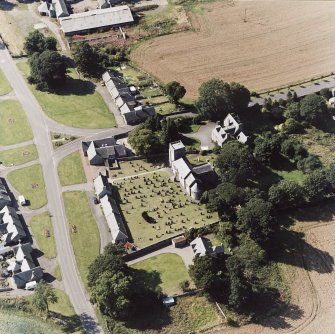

[18,195,26,206]
[172,235,187,248]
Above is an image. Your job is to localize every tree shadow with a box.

[53,75,96,97]
[80,312,101,334]
[255,303,304,330]
[131,268,162,291]
[274,228,334,274]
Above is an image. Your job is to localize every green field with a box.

[0,69,11,96]
[0,308,62,334]
[58,152,86,186]
[63,191,100,289]
[0,144,38,166]
[0,100,33,146]
[132,253,191,295]
[7,164,47,209]
[30,212,57,259]
[113,171,217,248]
[17,62,116,129]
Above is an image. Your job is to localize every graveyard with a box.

[112,170,217,248]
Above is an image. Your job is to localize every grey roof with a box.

[190,237,213,257]
[13,267,43,289]
[60,5,134,35]
[0,179,11,209]
[82,136,116,154]
[94,174,112,198]
[192,163,214,175]
[0,206,26,244]
[53,0,69,18]
[87,140,127,163]
[100,195,128,243]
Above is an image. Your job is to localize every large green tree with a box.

[24,30,57,55]
[303,169,329,202]
[73,42,101,77]
[196,79,250,121]
[88,244,127,288]
[237,198,276,245]
[268,180,304,209]
[253,132,282,165]
[128,127,161,157]
[165,81,186,104]
[90,271,132,319]
[28,50,67,91]
[215,141,256,186]
[32,280,58,317]
[300,94,328,125]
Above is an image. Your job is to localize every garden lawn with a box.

[0,144,38,167]
[113,171,217,248]
[132,253,191,295]
[63,191,100,289]
[17,62,116,129]
[0,100,33,145]
[30,212,56,259]
[0,69,11,96]
[58,151,86,186]
[7,164,47,209]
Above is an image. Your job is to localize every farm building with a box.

[102,71,156,125]
[94,175,128,244]
[59,5,134,36]
[211,113,248,147]
[169,141,216,201]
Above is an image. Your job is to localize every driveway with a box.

[182,122,216,149]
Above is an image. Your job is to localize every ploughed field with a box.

[131,0,335,98]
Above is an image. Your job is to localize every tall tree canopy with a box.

[73,42,101,77]
[128,127,161,157]
[237,198,276,245]
[24,30,57,55]
[215,141,256,186]
[28,50,67,91]
[32,280,58,317]
[165,81,186,104]
[196,79,250,121]
[300,94,328,125]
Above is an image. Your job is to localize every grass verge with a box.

[7,164,47,209]
[58,151,86,186]
[17,62,116,129]
[53,265,62,282]
[0,69,11,96]
[132,253,191,295]
[63,191,100,289]
[0,99,33,146]
[0,144,38,167]
[30,212,56,259]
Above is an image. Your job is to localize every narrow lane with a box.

[0,41,101,333]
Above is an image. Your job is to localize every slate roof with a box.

[0,206,26,244]
[82,136,117,155]
[190,236,213,257]
[94,174,112,198]
[60,5,134,35]
[13,267,43,289]
[53,0,69,18]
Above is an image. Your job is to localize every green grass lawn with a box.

[132,253,191,295]
[30,212,56,259]
[63,191,100,289]
[7,164,47,209]
[113,171,217,248]
[58,151,86,186]
[0,100,33,146]
[110,157,168,178]
[49,289,76,317]
[0,69,11,96]
[53,265,62,281]
[17,62,116,129]
[0,144,38,167]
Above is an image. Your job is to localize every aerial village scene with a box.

[1,0,335,333]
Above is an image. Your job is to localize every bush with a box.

[282,118,303,134]
[320,88,332,100]
[179,280,190,292]
[297,155,322,173]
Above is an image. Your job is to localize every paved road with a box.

[0,41,101,333]
[182,121,216,149]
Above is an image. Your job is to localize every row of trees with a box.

[24,31,67,92]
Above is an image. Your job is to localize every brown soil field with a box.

[131,0,335,99]
[206,203,335,334]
